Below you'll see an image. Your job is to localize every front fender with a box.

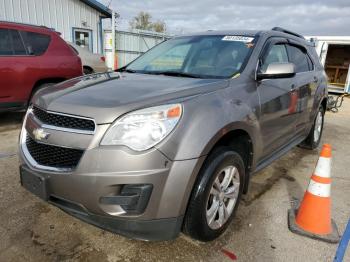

[155,83,261,216]
[156,86,261,164]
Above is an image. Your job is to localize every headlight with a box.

[101,104,182,151]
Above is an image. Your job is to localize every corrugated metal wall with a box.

[113,29,170,67]
[0,0,103,53]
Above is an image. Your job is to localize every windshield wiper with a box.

[125,69,137,73]
[117,67,136,73]
[151,71,201,78]
[118,69,201,78]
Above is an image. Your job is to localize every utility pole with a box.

[111,10,116,70]
[106,0,116,70]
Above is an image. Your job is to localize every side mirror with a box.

[257,62,296,80]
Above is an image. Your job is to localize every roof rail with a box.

[0,21,61,33]
[271,27,305,40]
[0,21,50,29]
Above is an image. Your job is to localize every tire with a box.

[183,147,245,241]
[300,106,325,150]
[83,67,94,75]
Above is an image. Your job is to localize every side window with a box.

[0,29,13,56]
[260,44,288,73]
[287,45,310,73]
[21,31,51,56]
[9,30,27,55]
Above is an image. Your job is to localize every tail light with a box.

[100,56,106,62]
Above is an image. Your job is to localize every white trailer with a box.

[307,36,350,94]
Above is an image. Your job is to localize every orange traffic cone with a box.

[288,144,340,243]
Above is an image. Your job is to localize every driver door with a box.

[257,39,299,160]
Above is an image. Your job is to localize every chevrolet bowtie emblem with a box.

[32,128,50,141]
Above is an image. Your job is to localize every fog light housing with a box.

[99,184,153,215]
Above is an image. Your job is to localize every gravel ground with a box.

[0,99,349,262]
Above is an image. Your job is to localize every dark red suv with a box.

[0,21,83,111]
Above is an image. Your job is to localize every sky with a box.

[100,0,350,36]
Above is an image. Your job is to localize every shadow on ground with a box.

[0,111,24,132]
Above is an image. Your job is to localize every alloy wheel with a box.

[206,165,240,230]
[314,111,323,143]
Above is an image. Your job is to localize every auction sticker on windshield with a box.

[222,35,254,42]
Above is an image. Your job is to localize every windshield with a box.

[125,35,256,79]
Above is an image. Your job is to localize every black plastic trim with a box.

[0,101,26,111]
[121,184,153,213]
[99,194,139,206]
[271,27,305,40]
[99,184,153,214]
[254,135,305,173]
[65,210,184,241]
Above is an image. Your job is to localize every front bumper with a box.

[19,147,204,241]
[20,163,184,241]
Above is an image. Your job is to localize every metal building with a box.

[115,29,169,67]
[0,0,111,53]
[104,29,170,68]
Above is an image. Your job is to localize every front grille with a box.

[26,135,84,169]
[33,106,95,132]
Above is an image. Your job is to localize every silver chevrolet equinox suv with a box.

[19,27,327,241]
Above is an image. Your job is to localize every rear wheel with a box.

[300,106,325,149]
[83,67,94,75]
[183,147,244,241]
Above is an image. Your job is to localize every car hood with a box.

[33,72,229,124]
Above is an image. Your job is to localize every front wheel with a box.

[183,147,245,241]
[300,106,325,149]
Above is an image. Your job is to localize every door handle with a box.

[291,84,296,92]
[313,76,318,83]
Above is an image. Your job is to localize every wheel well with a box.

[30,78,66,101]
[33,78,66,90]
[83,66,94,73]
[208,129,253,193]
[321,97,327,112]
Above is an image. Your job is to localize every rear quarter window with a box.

[20,31,51,56]
[307,46,322,70]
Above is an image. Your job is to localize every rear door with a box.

[0,28,13,100]
[0,28,29,106]
[286,43,317,136]
[257,38,299,159]
[18,30,52,101]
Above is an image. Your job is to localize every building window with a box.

[73,28,92,52]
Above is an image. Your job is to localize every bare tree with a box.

[152,20,166,33]
[129,11,153,31]
[129,12,167,33]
